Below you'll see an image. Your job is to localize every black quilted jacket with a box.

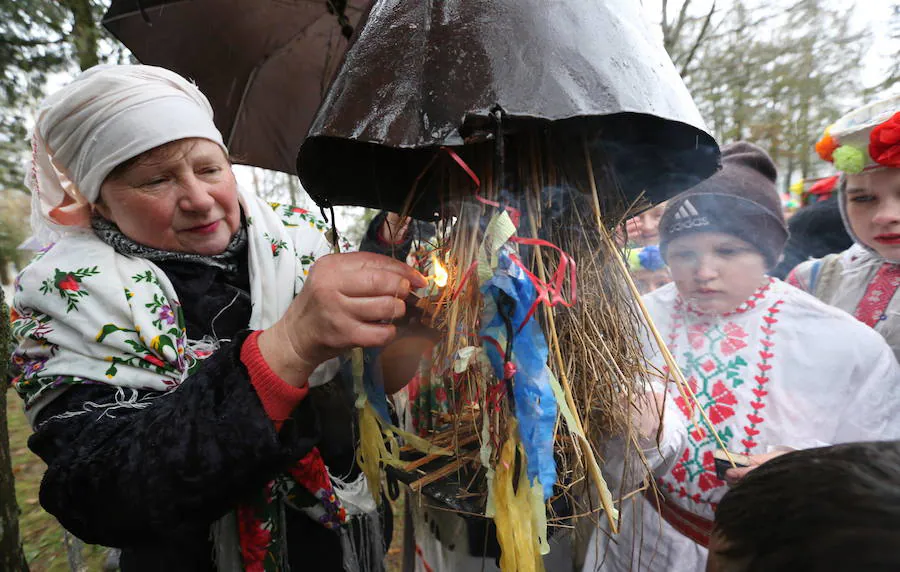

[28,245,371,571]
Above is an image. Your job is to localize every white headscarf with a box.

[28,64,225,245]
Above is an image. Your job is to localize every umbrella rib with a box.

[227,11,347,149]
[102,0,193,25]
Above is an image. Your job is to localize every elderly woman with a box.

[9,65,426,571]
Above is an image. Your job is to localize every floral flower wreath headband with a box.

[816,95,900,174]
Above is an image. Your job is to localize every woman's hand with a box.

[258,252,427,387]
[724,450,788,485]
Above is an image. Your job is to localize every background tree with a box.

[661,0,869,185]
[0,0,123,195]
[660,0,719,76]
[0,192,31,284]
[1,287,29,571]
[0,1,69,193]
[869,2,900,94]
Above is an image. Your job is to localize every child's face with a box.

[637,205,665,245]
[633,268,672,294]
[667,232,768,314]
[622,204,666,246]
[845,168,900,260]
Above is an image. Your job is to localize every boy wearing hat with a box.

[788,96,900,361]
[581,142,900,572]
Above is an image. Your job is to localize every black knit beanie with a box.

[659,141,788,269]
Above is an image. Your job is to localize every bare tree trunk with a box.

[62,0,100,71]
[784,156,796,195]
[0,289,29,571]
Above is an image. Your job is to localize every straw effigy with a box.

[296,1,722,568]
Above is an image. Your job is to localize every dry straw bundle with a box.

[363,128,721,570]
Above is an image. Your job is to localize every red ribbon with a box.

[439,146,577,332]
[508,238,577,333]
[450,260,477,301]
[480,334,511,414]
[442,147,522,227]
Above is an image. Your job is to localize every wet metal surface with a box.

[299,0,719,218]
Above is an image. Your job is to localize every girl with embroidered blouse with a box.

[8,65,430,571]
[581,142,900,572]
[788,96,900,362]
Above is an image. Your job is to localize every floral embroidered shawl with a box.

[10,186,337,420]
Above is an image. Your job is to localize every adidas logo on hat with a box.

[669,199,710,232]
[673,199,699,220]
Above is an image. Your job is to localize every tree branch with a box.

[0,34,66,48]
[661,0,670,37]
[679,0,717,77]
[668,0,694,54]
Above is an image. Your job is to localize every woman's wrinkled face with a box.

[95,138,240,255]
[845,169,900,260]
[667,232,768,314]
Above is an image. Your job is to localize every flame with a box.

[431,254,448,288]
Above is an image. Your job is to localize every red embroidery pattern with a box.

[720,322,749,355]
[663,305,748,503]
[659,282,783,507]
[740,300,782,454]
[854,263,900,328]
[685,278,774,317]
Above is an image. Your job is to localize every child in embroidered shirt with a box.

[788,96,900,362]
[581,142,900,572]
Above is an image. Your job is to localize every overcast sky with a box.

[642,0,897,90]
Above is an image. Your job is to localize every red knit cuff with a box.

[241,330,308,430]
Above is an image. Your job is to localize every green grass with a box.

[8,387,405,571]
[7,388,107,572]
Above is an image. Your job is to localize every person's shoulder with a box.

[16,234,112,282]
[778,278,851,320]
[642,282,679,314]
[776,279,889,346]
[264,201,352,253]
[266,202,330,233]
[785,251,845,291]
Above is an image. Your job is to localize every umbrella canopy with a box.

[102,0,371,174]
[298,0,719,219]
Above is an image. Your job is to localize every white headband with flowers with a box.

[816,95,900,174]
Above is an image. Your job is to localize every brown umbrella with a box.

[298,0,719,219]
[102,0,372,174]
